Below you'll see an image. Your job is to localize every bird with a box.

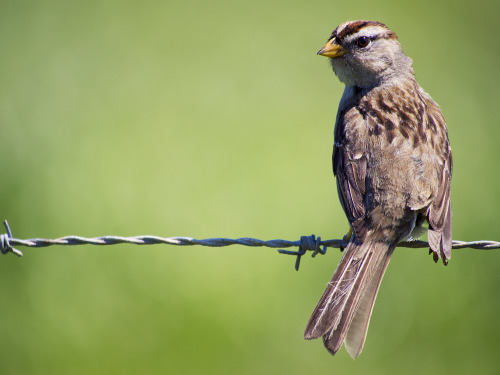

[304,20,452,359]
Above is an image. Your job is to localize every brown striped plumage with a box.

[305,20,452,358]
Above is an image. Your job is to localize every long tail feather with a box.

[344,247,392,358]
[304,240,395,358]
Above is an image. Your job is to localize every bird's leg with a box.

[341,228,352,252]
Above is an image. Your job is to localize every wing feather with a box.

[333,110,368,241]
[426,107,453,263]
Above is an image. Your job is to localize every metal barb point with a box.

[1,220,23,257]
[278,235,326,271]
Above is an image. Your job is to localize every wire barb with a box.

[278,235,327,271]
[1,221,23,257]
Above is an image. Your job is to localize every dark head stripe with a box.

[330,20,397,43]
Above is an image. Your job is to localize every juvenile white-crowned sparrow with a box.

[304,20,452,358]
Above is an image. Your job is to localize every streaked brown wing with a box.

[426,106,453,262]
[333,110,368,242]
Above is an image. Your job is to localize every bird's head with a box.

[318,20,414,88]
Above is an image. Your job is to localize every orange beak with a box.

[317,38,345,58]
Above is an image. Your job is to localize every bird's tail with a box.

[304,240,395,358]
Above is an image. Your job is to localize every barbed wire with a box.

[1,220,499,270]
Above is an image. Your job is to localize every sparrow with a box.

[304,20,452,358]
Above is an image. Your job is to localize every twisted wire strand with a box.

[9,236,499,250]
[9,236,301,248]
[1,221,499,268]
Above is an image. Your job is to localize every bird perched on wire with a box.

[304,20,452,358]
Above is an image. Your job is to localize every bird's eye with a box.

[356,36,371,48]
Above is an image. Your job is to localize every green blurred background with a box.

[1,0,499,373]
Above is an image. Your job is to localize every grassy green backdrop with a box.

[1,0,499,374]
